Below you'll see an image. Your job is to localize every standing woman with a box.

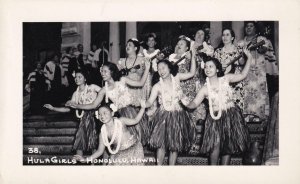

[44,69,101,157]
[183,47,253,165]
[144,51,197,165]
[142,33,160,120]
[142,33,160,73]
[169,37,207,128]
[239,21,278,119]
[118,38,152,107]
[66,61,151,146]
[214,28,245,111]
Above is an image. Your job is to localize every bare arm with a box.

[184,86,207,109]
[120,105,146,126]
[43,104,70,113]
[121,59,151,87]
[177,51,196,81]
[226,47,253,83]
[144,84,159,108]
[66,88,105,110]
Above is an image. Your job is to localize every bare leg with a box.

[157,147,166,165]
[169,151,178,165]
[221,155,231,165]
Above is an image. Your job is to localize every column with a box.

[109,22,120,64]
[125,22,137,41]
[210,21,222,48]
[232,21,244,43]
[81,22,91,54]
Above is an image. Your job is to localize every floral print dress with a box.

[214,47,245,111]
[241,36,277,119]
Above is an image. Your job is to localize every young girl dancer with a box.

[183,47,252,165]
[143,51,197,165]
[66,61,151,146]
[74,101,146,165]
[44,69,101,157]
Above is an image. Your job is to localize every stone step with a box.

[23,145,73,155]
[24,128,77,136]
[23,121,78,128]
[24,136,74,145]
[24,112,76,122]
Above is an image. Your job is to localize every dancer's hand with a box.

[65,101,78,108]
[73,155,86,163]
[43,104,54,110]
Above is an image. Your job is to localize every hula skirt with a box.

[149,107,196,152]
[200,106,250,155]
[119,106,150,146]
[73,110,98,151]
[109,136,144,166]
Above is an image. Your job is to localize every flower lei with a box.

[101,118,123,154]
[74,85,88,119]
[159,75,177,111]
[206,78,222,120]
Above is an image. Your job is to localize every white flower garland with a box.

[159,75,177,111]
[76,110,84,119]
[74,85,88,119]
[101,118,123,154]
[206,78,222,120]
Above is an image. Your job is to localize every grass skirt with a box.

[200,106,250,155]
[73,110,98,151]
[119,106,150,146]
[109,137,145,166]
[149,107,196,152]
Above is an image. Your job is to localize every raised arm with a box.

[144,84,159,108]
[226,47,252,83]
[121,59,151,87]
[120,102,146,126]
[177,51,196,81]
[184,86,207,109]
[66,88,105,110]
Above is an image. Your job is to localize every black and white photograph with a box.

[1,0,300,183]
[23,21,279,166]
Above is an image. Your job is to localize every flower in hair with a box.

[110,104,118,112]
[131,38,139,42]
[179,35,191,42]
[201,42,214,57]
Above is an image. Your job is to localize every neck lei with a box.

[125,55,137,70]
[143,49,159,58]
[206,77,222,120]
[75,84,88,118]
[159,75,177,111]
[101,118,123,154]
